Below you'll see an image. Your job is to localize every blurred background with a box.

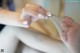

[0,0,80,53]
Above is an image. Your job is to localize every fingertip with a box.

[37,13,45,19]
[37,13,50,19]
[63,16,76,26]
[23,21,28,25]
[60,32,67,43]
[46,12,52,17]
[63,16,74,22]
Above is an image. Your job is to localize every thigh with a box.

[0,26,19,53]
[15,27,69,53]
[17,42,44,53]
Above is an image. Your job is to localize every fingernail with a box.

[38,14,44,18]
[23,21,28,25]
[47,12,52,17]
[23,21,30,28]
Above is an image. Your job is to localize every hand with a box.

[60,16,80,53]
[20,4,51,27]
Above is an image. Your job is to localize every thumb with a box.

[61,16,76,32]
[60,16,76,43]
[63,16,76,27]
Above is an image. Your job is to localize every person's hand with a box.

[60,16,80,53]
[20,4,51,27]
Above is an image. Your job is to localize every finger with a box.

[60,22,68,43]
[60,32,67,43]
[21,8,46,21]
[39,6,49,15]
[20,8,30,20]
[20,8,39,22]
[63,16,76,27]
[22,16,32,27]
[61,21,69,32]
[39,6,52,19]
[20,4,51,25]
[25,4,50,19]
[25,4,46,18]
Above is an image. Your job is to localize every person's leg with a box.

[0,26,19,53]
[15,27,70,53]
[17,42,44,53]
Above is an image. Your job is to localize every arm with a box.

[0,9,49,35]
[0,9,23,27]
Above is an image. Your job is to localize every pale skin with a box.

[0,4,80,53]
[20,4,80,53]
[60,17,80,53]
[0,7,66,53]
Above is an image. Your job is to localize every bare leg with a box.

[0,25,70,53]
[21,44,43,53]
[15,27,70,53]
[0,26,19,53]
